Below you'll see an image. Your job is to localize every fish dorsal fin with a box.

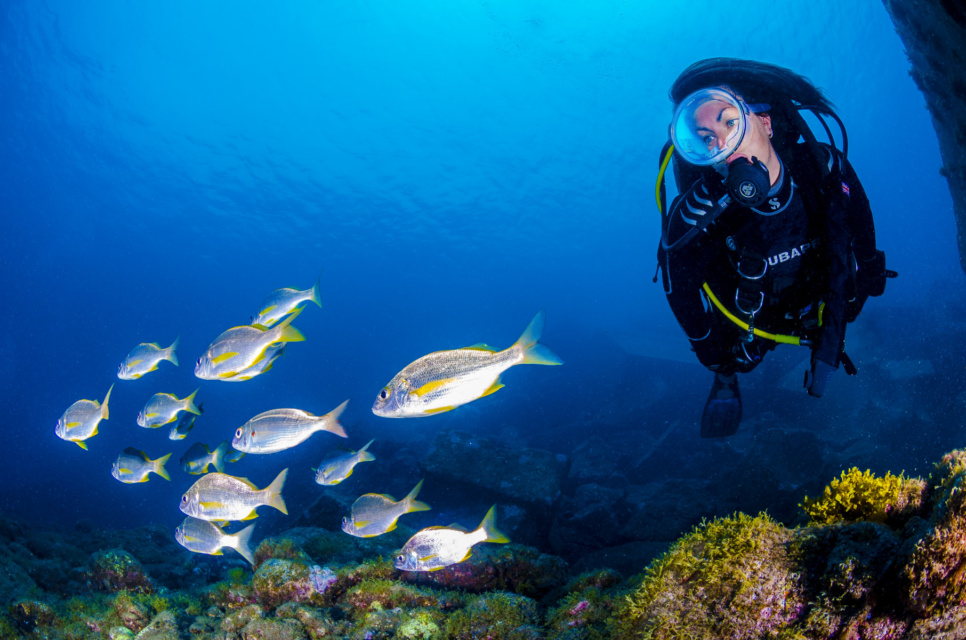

[122,447,145,458]
[414,378,454,397]
[448,523,469,532]
[464,343,496,352]
[236,477,259,490]
[211,352,239,365]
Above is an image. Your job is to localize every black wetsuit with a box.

[659,143,877,375]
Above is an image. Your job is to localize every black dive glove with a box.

[681,174,729,224]
[804,358,837,398]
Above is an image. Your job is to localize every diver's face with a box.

[693,99,743,155]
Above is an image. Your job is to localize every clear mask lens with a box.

[670,88,751,167]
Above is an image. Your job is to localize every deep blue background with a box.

[1,1,962,535]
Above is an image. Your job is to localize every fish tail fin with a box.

[184,389,202,415]
[405,478,431,513]
[166,336,180,366]
[213,441,230,473]
[266,468,289,515]
[322,399,349,438]
[311,270,323,308]
[479,505,510,544]
[514,310,563,366]
[358,438,376,462]
[101,384,114,420]
[233,523,256,566]
[276,308,306,343]
[154,453,172,481]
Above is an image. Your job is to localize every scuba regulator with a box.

[724,156,770,208]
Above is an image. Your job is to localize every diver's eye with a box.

[235,428,243,439]
[726,118,739,128]
[379,388,390,401]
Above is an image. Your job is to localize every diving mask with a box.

[669,88,770,167]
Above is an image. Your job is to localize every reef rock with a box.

[881,0,966,273]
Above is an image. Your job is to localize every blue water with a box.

[1,1,962,537]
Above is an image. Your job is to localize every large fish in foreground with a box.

[180,469,288,522]
[195,309,304,381]
[232,400,349,454]
[117,338,179,380]
[372,311,562,418]
[394,505,509,572]
[55,384,113,450]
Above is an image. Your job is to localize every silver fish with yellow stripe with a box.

[176,517,255,565]
[372,311,562,418]
[394,505,509,572]
[220,344,286,382]
[315,439,376,485]
[232,400,348,454]
[180,441,231,475]
[137,389,202,428]
[111,447,172,483]
[180,469,288,522]
[117,338,179,380]
[341,479,430,538]
[55,384,113,450]
[195,309,305,381]
[251,273,322,328]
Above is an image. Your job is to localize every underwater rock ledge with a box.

[4,449,966,638]
[880,0,966,274]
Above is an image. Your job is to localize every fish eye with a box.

[181,494,188,503]
[235,428,243,439]
[379,388,391,401]
[396,554,404,563]
[342,517,348,525]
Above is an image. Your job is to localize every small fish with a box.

[111,447,172,483]
[169,402,204,440]
[55,384,113,450]
[372,311,562,418]
[394,505,509,572]
[137,389,202,428]
[315,439,376,485]
[175,517,255,565]
[195,309,305,381]
[180,441,231,475]
[220,344,286,382]
[117,338,179,380]
[180,469,288,522]
[232,400,349,454]
[225,447,246,464]
[251,273,322,328]
[341,479,430,538]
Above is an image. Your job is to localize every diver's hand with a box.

[681,175,729,223]
[804,358,837,398]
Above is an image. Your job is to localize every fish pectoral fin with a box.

[200,501,225,510]
[65,422,82,429]
[129,359,143,367]
[480,378,505,398]
[211,352,239,365]
[353,520,371,528]
[419,554,438,563]
[424,406,456,415]
[217,371,239,379]
[413,378,455,397]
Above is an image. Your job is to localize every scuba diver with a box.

[655,58,895,438]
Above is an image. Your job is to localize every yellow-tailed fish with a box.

[195,308,305,381]
[251,272,322,328]
[340,479,430,538]
[111,447,172,483]
[169,402,204,440]
[220,344,286,382]
[137,389,201,428]
[117,338,179,380]
[175,517,255,565]
[232,400,348,454]
[372,310,562,418]
[180,441,231,475]
[394,505,509,572]
[55,384,113,450]
[315,439,376,485]
[180,469,288,522]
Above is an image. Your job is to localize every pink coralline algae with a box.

[309,565,337,594]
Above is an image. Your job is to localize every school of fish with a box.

[55,272,560,569]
